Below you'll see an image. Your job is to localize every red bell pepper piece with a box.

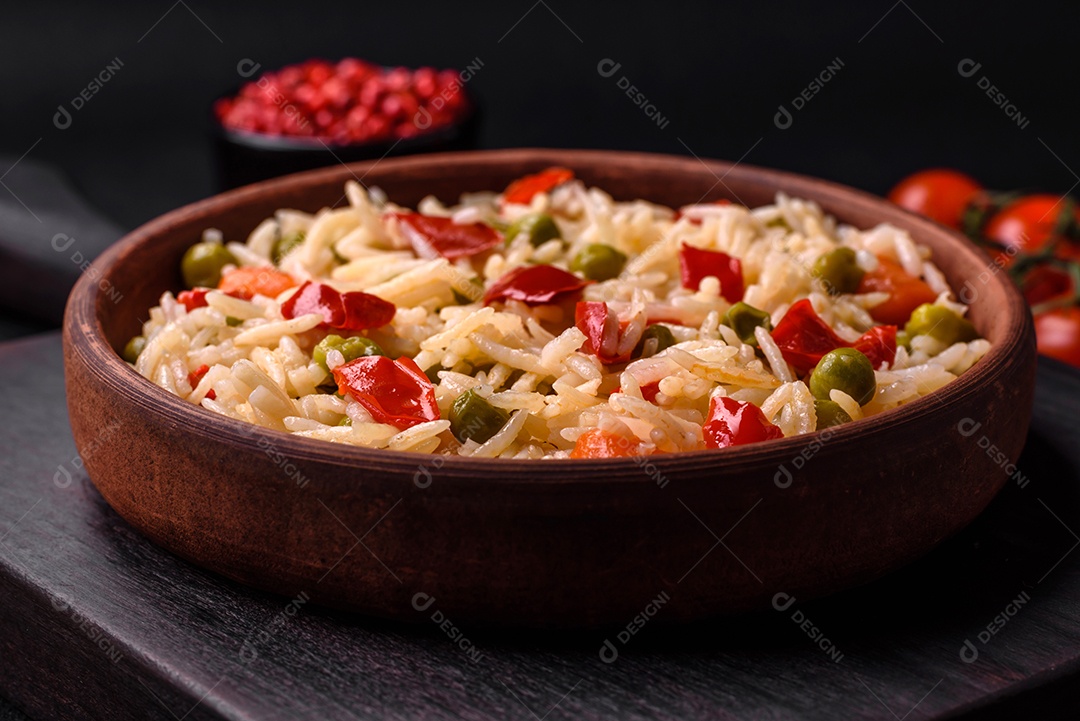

[502,167,574,205]
[178,288,211,312]
[852,325,897,371]
[703,396,783,449]
[482,265,589,306]
[333,355,439,430]
[282,281,396,331]
[187,364,216,400]
[640,380,661,403]
[771,299,896,373]
[575,301,633,365]
[678,243,744,302]
[392,212,503,260]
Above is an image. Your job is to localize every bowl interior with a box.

[85,148,1030,477]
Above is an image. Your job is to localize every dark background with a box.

[2,0,1076,231]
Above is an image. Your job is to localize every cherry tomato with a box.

[857,257,938,326]
[888,169,983,230]
[1034,307,1080,367]
[482,265,589,306]
[333,355,439,430]
[984,194,1080,262]
[703,396,783,449]
[392,212,502,260]
[282,281,396,331]
[1022,265,1073,306]
[502,167,574,205]
[678,243,744,302]
[771,299,896,373]
[570,428,642,458]
[218,267,297,300]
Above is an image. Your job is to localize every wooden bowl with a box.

[63,149,1036,627]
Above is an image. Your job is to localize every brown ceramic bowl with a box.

[63,149,1036,627]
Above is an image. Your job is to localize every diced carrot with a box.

[218,267,297,300]
[570,429,641,458]
[857,257,938,326]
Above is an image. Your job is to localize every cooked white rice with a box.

[130,177,990,458]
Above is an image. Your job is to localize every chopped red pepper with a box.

[678,243,744,302]
[502,167,574,205]
[392,212,503,260]
[282,281,396,331]
[178,289,211,312]
[703,396,783,449]
[482,265,589,306]
[332,355,440,430]
[852,325,897,370]
[575,301,634,365]
[187,364,216,400]
[639,380,661,403]
[771,299,896,373]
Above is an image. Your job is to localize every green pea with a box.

[272,231,305,265]
[505,213,561,247]
[904,304,978,344]
[181,241,236,289]
[122,335,146,363]
[721,302,772,346]
[814,399,852,430]
[896,330,911,350]
[811,247,864,296]
[570,243,627,281]
[809,347,876,406]
[313,334,383,372]
[449,389,510,444]
[424,365,445,384]
[633,324,677,358]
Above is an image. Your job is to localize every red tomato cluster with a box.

[888,168,1080,367]
[214,58,470,145]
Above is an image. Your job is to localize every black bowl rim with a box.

[64,148,1034,481]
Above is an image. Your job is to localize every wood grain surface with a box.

[1,332,1078,719]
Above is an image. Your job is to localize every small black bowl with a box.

[212,103,479,189]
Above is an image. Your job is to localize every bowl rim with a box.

[64,147,1033,482]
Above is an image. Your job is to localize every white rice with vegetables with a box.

[127,169,989,458]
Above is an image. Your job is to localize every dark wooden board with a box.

[2,332,1079,720]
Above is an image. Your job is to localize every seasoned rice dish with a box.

[124,167,989,458]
